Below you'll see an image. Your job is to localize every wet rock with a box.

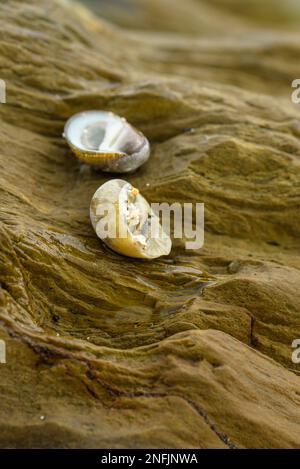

[0,0,299,449]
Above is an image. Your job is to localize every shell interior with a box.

[64,111,145,156]
[90,180,172,259]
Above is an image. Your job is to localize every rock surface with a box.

[0,0,299,448]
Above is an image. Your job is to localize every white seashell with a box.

[90,179,172,259]
[63,111,150,173]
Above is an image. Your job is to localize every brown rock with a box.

[0,0,299,448]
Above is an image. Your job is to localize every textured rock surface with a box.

[0,0,300,448]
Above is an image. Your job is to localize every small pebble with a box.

[40,415,45,421]
[266,240,280,247]
[227,260,240,274]
[182,127,195,134]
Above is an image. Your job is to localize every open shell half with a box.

[63,111,150,173]
[90,179,172,259]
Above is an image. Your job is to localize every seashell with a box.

[90,179,172,259]
[63,111,150,173]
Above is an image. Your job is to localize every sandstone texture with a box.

[0,0,299,448]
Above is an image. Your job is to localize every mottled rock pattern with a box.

[0,0,299,448]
